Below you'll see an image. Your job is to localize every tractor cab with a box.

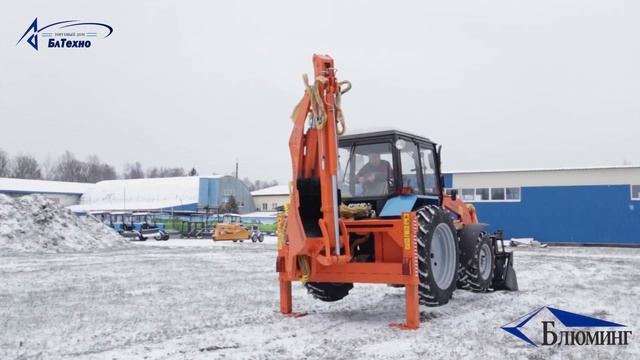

[110,212,133,232]
[131,212,169,240]
[338,129,443,217]
[90,211,112,226]
[221,214,242,225]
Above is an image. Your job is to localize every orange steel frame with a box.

[278,54,477,330]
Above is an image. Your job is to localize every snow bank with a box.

[0,194,128,253]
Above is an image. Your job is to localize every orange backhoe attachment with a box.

[278,55,420,328]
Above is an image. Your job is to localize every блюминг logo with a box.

[503,306,632,346]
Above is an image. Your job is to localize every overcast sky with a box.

[1,1,639,183]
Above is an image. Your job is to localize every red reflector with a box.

[276,257,284,272]
[402,257,410,275]
[400,187,413,195]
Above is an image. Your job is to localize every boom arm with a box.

[286,54,351,266]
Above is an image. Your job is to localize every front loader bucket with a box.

[503,264,519,291]
[493,252,518,291]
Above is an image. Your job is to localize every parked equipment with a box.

[180,213,215,238]
[213,214,251,242]
[108,211,169,241]
[131,212,170,241]
[277,55,518,330]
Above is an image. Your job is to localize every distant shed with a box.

[0,177,91,206]
[251,185,289,211]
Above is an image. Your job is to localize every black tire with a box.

[305,282,353,302]
[416,205,459,306]
[251,235,257,243]
[459,234,495,292]
[259,234,264,242]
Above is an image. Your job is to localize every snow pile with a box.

[0,194,128,253]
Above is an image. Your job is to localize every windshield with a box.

[338,142,393,198]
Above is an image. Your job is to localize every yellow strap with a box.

[297,256,311,284]
[291,74,350,135]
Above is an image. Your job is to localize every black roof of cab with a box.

[338,128,435,145]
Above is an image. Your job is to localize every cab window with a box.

[399,140,421,194]
[419,145,438,195]
[339,142,393,197]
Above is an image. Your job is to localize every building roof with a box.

[71,176,201,212]
[445,164,640,174]
[251,185,289,196]
[0,177,92,195]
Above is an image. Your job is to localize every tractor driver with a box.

[357,151,392,196]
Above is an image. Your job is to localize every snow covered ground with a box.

[1,237,639,359]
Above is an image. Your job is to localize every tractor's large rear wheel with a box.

[305,282,353,302]
[417,205,459,306]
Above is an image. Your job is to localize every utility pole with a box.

[235,158,239,179]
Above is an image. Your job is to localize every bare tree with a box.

[147,167,185,178]
[241,177,279,191]
[0,148,9,177]
[50,152,118,183]
[124,162,145,179]
[51,151,86,182]
[167,168,185,177]
[100,163,117,181]
[11,155,42,179]
[219,195,239,214]
[84,155,117,182]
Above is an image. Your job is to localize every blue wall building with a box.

[444,166,640,245]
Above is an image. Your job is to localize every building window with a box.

[475,188,490,201]
[239,201,245,207]
[272,203,278,209]
[262,203,268,211]
[455,187,521,202]
[461,188,475,201]
[632,185,640,200]
[506,187,521,201]
[491,188,505,201]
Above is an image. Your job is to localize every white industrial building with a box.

[251,185,289,211]
[0,176,256,214]
[70,175,255,214]
[0,178,92,206]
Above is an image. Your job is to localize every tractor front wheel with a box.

[416,205,459,306]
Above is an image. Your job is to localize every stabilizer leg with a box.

[280,279,292,314]
[390,284,420,330]
[280,279,308,318]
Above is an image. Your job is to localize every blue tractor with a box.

[107,211,169,241]
[131,212,170,241]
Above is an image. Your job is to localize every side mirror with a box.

[451,189,458,201]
